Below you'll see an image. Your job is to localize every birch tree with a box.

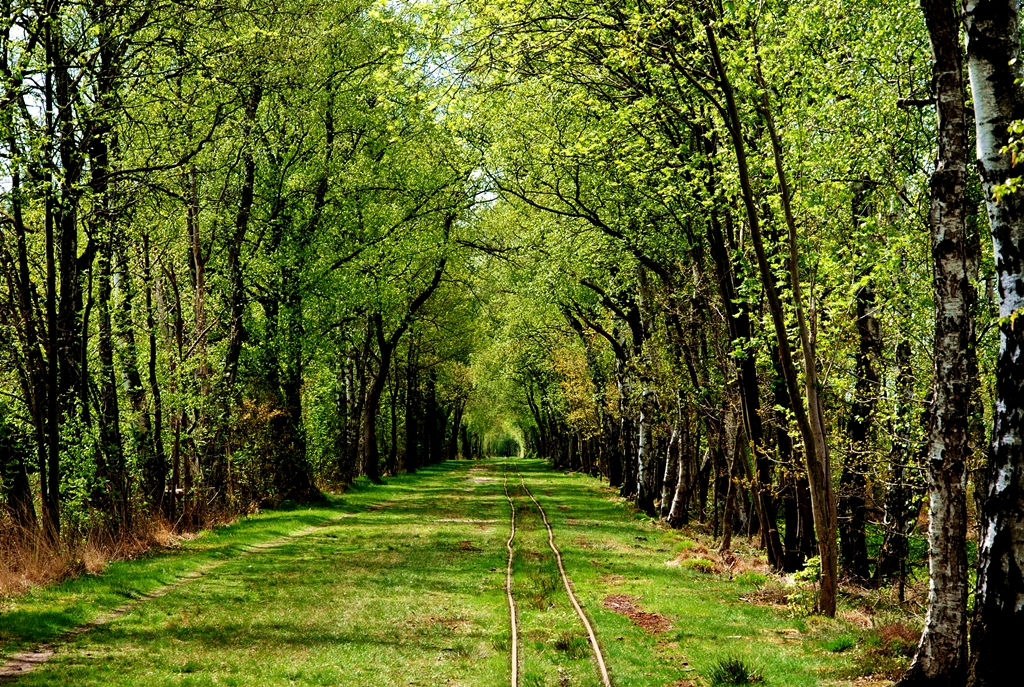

[898,0,973,684]
[964,1,1024,683]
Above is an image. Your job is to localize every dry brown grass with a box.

[668,531,771,577]
[0,515,189,599]
[0,526,78,597]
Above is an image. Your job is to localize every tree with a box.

[965,1,1024,683]
[898,0,974,684]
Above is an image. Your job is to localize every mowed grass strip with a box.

[510,459,863,687]
[1,462,511,686]
[3,459,875,686]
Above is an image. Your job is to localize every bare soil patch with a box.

[602,594,671,634]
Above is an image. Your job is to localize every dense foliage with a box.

[2,0,1023,683]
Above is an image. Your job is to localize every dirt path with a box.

[516,465,612,687]
[502,465,520,687]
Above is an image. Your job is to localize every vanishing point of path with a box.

[0,460,851,686]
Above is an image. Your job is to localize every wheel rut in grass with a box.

[514,463,612,687]
[0,513,354,683]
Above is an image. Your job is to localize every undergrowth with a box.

[0,516,183,599]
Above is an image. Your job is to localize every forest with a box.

[0,0,1021,685]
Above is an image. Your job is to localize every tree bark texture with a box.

[965,2,1024,683]
[899,2,974,683]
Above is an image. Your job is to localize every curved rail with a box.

[502,465,519,687]
[517,466,611,687]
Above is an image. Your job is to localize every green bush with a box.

[735,571,767,586]
[674,538,697,553]
[792,556,821,583]
[682,557,716,574]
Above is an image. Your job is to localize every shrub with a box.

[792,556,821,583]
[850,623,921,679]
[682,557,716,574]
[674,538,697,553]
[877,622,919,657]
[735,571,767,587]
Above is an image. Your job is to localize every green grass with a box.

[823,635,858,653]
[706,655,763,685]
[0,459,888,685]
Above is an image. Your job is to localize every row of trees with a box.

[440,0,1020,685]
[0,0,487,545]
[1,0,1022,684]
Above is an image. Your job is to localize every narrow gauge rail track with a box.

[502,465,520,687]
[515,465,612,687]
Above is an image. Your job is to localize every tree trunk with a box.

[703,196,785,569]
[223,82,262,390]
[96,232,127,527]
[387,358,399,474]
[7,147,45,535]
[839,278,880,582]
[707,24,838,614]
[965,2,1024,683]
[877,342,922,601]
[720,422,743,552]
[837,184,879,582]
[361,354,386,483]
[898,3,974,683]
[278,258,314,500]
[635,382,658,516]
[42,12,60,538]
[661,420,680,518]
[448,401,464,461]
[404,342,419,473]
[116,244,154,510]
[667,415,695,528]
[141,233,167,514]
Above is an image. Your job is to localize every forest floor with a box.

[0,459,914,686]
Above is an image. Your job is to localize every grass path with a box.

[515,464,611,687]
[0,459,873,686]
[501,466,520,687]
[0,514,350,680]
